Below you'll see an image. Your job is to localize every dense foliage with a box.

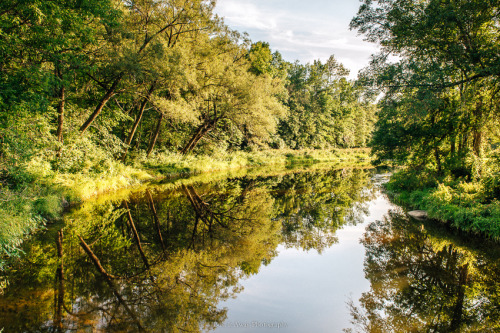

[278,57,376,149]
[0,0,376,259]
[351,0,500,238]
[0,0,373,173]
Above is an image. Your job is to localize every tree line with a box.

[0,0,375,181]
[352,0,500,178]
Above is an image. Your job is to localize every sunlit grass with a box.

[53,164,153,201]
[143,148,371,176]
[386,168,500,241]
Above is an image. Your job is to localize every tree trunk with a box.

[459,132,468,154]
[56,87,65,143]
[54,230,64,329]
[450,135,456,155]
[124,202,150,270]
[473,130,482,157]
[78,235,143,330]
[55,66,65,158]
[122,82,157,161]
[472,100,484,157]
[434,147,442,176]
[80,76,122,134]
[450,264,469,331]
[181,122,213,155]
[146,113,164,157]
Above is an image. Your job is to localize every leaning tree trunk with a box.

[146,113,164,157]
[122,82,157,161]
[146,190,166,252]
[181,121,215,155]
[78,235,143,330]
[124,202,150,270]
[80,76,122,134]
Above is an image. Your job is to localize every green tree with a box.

[278,56,376,149]
[180,32,287,154]
[351,0,500,174]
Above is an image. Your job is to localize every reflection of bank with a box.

[0,168,376,332]
[349,209,500,332]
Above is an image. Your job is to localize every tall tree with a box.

[79,0,216,135]
[351,0,500,172]
[180,32,287,154]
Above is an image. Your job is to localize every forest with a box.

[1,0,499,264]
[0,0,375,258]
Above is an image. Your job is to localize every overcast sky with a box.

[214,0,379,79]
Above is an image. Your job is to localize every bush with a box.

[387,167,500,240]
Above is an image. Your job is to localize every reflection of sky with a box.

[214,0,379,79]
[214,192,396,332]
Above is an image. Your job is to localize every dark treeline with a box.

[0,0,374,183]
[351,0,500,238]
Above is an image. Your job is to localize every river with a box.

[0,166,498,332]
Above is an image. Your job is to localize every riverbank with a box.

[384,169,500,241]
[0,148,371,267]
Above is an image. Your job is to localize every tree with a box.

[278,56,376,149]
[180,32,287,154]
[78,0,216,135]
[351,0,500,173]
[0,0,121,163]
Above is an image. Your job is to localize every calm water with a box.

[0,167,499,332]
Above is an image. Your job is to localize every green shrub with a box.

[387,168,500,240]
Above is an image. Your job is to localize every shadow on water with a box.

[0,167,375,332]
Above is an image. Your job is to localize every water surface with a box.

[0,167,498,332]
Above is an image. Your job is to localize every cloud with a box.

[215,0,378,78]
[217,2,279,30]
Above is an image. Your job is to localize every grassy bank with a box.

[385,169,500,241]
[140,148,370,177]
[0,148,371,267]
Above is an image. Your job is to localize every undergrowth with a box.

[385,166,500,241]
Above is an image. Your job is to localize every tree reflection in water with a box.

[348,209,500,333]
[0,168,374,332]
